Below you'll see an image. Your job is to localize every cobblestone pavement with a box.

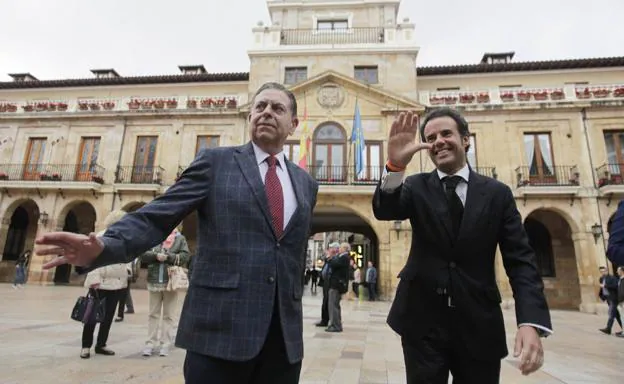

[0,284,622,384]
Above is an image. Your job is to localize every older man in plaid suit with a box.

[35,82,319,384]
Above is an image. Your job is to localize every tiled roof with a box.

[0,72,250,89]
[416,56,624,76]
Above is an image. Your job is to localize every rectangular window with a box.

[523,133,555,184]
[132,136,158,183]
[436,87,460,91]
[283,141,301,162]
[603,131,624,176]
[75,137,101,181]
[357,141,383,182]
[354,66,378,84]
[317,19,348,30]
[196,135,219,155]
[22,137,47,180]
[284,67,308,85]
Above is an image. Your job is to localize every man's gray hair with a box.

[328,242,340,249]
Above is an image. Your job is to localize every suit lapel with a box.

[458,171,490,240]
[425,171,454,242]
[282,160,305,238]
[233,143,274,233]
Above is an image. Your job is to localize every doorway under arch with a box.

[54,202,97,284]
[524,209,581,310]
[0,199,40,282]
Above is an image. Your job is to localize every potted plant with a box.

[166,99,178,109]
[128,99,141,110]
[51,173,61,181]
[187,99,198,109]
[476,93,490,103]
[78,102,89,111]
[533,91,548,101]
[516,91,531,101]
[500,92,515,102]
[592,89,610,98]
[0,172,8,180]
[429,96,445,105]
[576,88,591,99]
[460,94,475,104]
[141,100,153,110]
[614,87,624,97]
[57,102,68,111]
[443,96,457,105]
[89,103,100,111]
[550,89,565,100]
[91,175,104,184]
[102,101,115,110]
[227,98,237,108]
[40,172,49,181]
[22,104,34,112]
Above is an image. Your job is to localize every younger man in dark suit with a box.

[372,108,552,383]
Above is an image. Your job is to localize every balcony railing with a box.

[0,95,243,116]
[280,27,385,45]
[115,165,165,185]
[308,165,383,185]
[0,163,105,183]
[515,165,579,187]
[596,163,624,187]
[419,83,624,107]
[473,166,497,179]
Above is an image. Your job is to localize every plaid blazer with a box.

[96,142,318,363]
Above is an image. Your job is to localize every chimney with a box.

[178,65,207,75]
[90,69,120,79]
[480,52,515,65]
[8,73,38,82]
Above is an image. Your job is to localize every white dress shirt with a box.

[252,142,297,229]
[380,163,553,336]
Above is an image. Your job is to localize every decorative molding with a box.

[317,83,345,109]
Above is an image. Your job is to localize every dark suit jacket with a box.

[327,252,350,291]
[92,142,319,363]
[607,200,624,266]
[372,169,551,360]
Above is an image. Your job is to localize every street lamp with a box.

[393,220,403,239]
[591,222,603,244]
[39,211,49,226]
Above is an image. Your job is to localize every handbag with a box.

[167,254,189,291]
[71,289,107,324]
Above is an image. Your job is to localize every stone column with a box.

[495,250,515,310]
[26,223,56,286]
[572,231,603,314]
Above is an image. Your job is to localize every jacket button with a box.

[449,262,456,268]
[267,276,275,284]
[276,243,280,248]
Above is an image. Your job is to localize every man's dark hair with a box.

[419,107,471,152]
[252,82,298,117]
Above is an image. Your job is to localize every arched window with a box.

[524,217,556,277]
[313,122,347,182]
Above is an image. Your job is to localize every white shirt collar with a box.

[436,163,470,182]
[251,141,286,168]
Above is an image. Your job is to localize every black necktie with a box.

[443,175,464,238]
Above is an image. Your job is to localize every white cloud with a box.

[0,0,621,80]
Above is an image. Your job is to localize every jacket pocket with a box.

[193,271,240,289]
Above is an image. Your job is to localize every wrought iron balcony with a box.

[280,27,385,45]
[473,166,497,179]
[515,165,579,187]
[0,163,105,183]
[308,165,383,185]
[596,163,624,187]
[115,165,164,185]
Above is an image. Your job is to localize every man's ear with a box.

[289,118,299,135]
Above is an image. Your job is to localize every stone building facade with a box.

[1,0,623,314]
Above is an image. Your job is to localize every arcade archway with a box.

[0,199,40,282]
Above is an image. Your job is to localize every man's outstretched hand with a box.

[35,232,104,269]
[387,110,432,169]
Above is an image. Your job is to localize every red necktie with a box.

[265,155,284,238]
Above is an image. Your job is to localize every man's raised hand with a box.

[35,232,105,269]
[387,111,432,169]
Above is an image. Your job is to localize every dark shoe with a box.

[315,321,328,327]
[125,309,134,314]
[325,326,342,333]
[615,331,623,337]
[114,317,123,322]
[80,348,90,359]
[95,347,115,356]
[599,328,611,335]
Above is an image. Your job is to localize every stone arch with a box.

[0,198,40,282]
[121,201,146,212]
[311,201,381,298]
[524,205,581,234]
[524,208,581,310]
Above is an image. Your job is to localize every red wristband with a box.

[386,160,406,172]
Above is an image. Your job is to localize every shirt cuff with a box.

[380,167,405,192]
[518,323,553,337]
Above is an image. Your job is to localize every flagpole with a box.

[347,97,357,182]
